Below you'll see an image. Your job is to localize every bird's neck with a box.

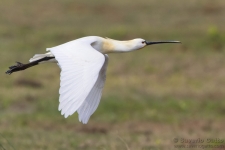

[101,39,137,53]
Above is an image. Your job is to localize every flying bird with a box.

[6,36,180,124]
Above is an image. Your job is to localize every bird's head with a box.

[131,38,181,50]
[101,37,181,53]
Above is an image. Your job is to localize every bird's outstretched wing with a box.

[77,54,108,124]
[47,39,105,121]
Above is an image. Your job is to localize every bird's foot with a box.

[5,62,26,75]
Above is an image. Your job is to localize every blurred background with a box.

[0,0,225,149]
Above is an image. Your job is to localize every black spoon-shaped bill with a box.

[145,41,181,45]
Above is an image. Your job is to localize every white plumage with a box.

[47,37,108,124]
[6,36,180,124]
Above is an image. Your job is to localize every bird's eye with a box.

[142,41,145,44]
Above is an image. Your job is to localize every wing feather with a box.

[47,38,106,120]
[77,55,109,123]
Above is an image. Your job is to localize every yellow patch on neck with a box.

[102,39,136,53]
[102,39,115,53]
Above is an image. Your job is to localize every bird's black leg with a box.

[5,57,55,75]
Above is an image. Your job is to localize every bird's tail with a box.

[29,52,55,63]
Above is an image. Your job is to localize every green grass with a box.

[0,0,225,149]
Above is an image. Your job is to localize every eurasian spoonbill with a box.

[6,36,181,124]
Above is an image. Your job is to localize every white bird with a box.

[6,36,180,124]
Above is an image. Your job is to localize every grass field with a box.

[0,0,225,149]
